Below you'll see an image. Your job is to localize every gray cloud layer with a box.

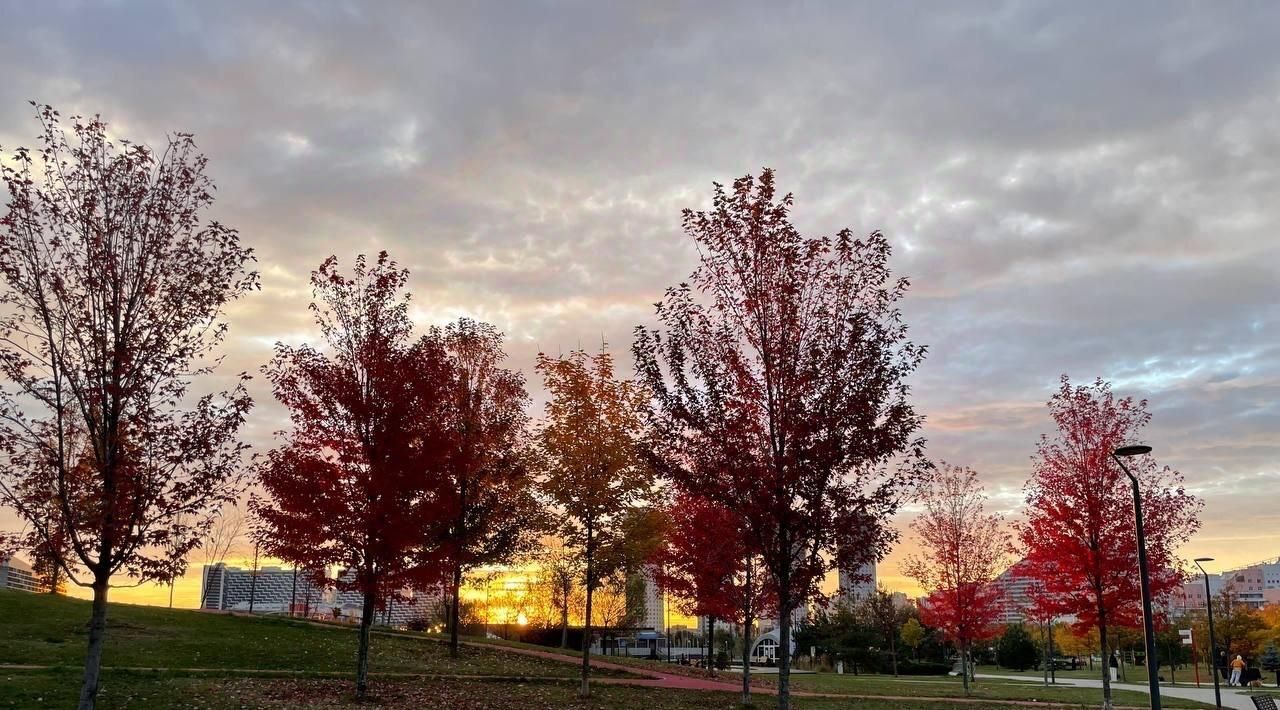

[2,1,1278,588]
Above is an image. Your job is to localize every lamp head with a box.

[1194,557,1214,563]
[1113,444,1153,457]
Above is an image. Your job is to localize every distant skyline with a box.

[2,1,1279,606]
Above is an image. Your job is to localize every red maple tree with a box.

[652,491,742,624]
[435,317,543,658]
[650,488,747,675]
[633,169,927,710]
[1019,376,1201,709]
[251,253,455,699]
[0,105,256,710]
[903,463,1010,696]
[651,489,773,703]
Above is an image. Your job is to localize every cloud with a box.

[2,1,1279,596]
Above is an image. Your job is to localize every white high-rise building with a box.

[0,555,37,593]
[637,565,663,630]
[333,569,444,627]
[993,560,1037,624]
[838,561,877,605]
[200,563,327,614]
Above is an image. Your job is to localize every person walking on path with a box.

[1110,652,1119,682]
[1230,654,1246,686]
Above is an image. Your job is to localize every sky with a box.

[1,1,1279,608]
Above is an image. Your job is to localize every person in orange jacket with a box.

[1230,654,1246,686]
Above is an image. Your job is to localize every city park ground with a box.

[0,590,1235,709]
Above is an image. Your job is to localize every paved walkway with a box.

[978,672,1263,710]
[448,643,1168,706]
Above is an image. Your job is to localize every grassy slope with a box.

[0,589,609,678]
[0,591,1216,708]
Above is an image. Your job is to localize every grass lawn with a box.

[0,668,1168,709]
[749,671,1216,708]
[975,663,1105,681]
[0,591,1220,708]
[0,590,624,679]
[976,663,1227,686]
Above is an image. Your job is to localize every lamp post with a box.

[1193,557,1222,710]
[1112,444,1161,710]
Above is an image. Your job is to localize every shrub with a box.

[996,624,1038,671]
[896,659,953,676]
[405,616,430,632]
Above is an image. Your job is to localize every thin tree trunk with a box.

[248,542,259,614]
[707,615,715,674]
[449,563,463,658]
[741,560,753,706]
[580,544,594,698]
[559,597,569,648]
[76,578,110,710]
[1099,617,1114,710]
[961,639,970,696]
[1048,622,1055,684]
[777,604,792,710]
[1043,621,1050,687]
[355,588,377,699]
[890,636,898,677]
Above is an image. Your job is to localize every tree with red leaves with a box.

[654,494,737,647]
[651,490,773,704]
[436,317,543,658]
[252,253,455,699]
[1019,376,1201,709]
[903,463,1011,696]
[535,347,652,698]
[0,105,256,710]
[634,169,927,710]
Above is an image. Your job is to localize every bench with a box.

[1252,695,1278,710]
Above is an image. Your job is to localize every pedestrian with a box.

[1230,654,1246,686]
[1218,650,1229,682]
[1110,651,1119,682]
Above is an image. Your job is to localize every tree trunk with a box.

[76,579,110,710]
[1048,623,1055,684]
[559,597,569,648]
[777,604,792,710]
[961,639,970,696]
[707,615,715,675]
[449,563,463,658]
[580,546,594,698]
[1043,621,1050,687]
[742,613,754,704]
[355,588,377,699]
[1099,617,1114,710]
[248,542,260,614]
[741,562,753,707]
[890,636,898,677]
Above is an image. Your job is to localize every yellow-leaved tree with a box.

[535,348,653,697]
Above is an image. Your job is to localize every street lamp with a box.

[1193,557,1222,710]
[1112,444,1161,710]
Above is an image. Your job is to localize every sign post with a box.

[1179,629,1196,688]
